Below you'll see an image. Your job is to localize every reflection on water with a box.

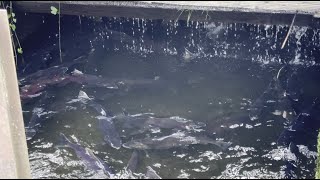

[19,16,320,179]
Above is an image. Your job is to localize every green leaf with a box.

[50,6,58,15]
[17,48,23,54]
[13,18,16,23]
[11,12,15,17]
[9,24,16,31]
[7,13,11,19]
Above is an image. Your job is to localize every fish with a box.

[126,150,140,173]
[67,69,119,89]
[24,93,57,140]
[19,66,69,100]
[281,142,299,179]
[123,131,232,151]
[115,113,150,129]
[249,65,296,122]
[67,90,108,116]
[205,111,251,137]
[58,133,114,177]
[19,66,68,86]
[115,113,205,135]
[68,69,162,90]
[19,58,88,100]
[277,98,320,147]
[25,107,57,140]
[145,166,162,179]
[97,115,122,149]
[142,116,206,133]
[277,98,320,179]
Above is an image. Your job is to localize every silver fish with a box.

[67,90,108,116]
[249,66,295,121]
[97,115,122,149]
[123,131,231,151]
[58,133,114,177]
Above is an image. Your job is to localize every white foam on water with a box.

[297,145,317,158]
[177,169,190,179]
[189,158,203,163]
[176,154,187,158]
[245,124,253,129]
[263,146,297,162]
[199,151,223,161]
[229,124,240,129]
[272,110,282,116]
[153,163,161,168]
[150,128,161,134]
[254,123,262,127]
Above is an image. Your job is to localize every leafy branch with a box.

[1,1,23,65]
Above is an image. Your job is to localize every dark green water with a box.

[19,17,320,179]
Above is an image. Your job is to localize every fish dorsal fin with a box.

[72,68,84,76]
[78,90,91,100]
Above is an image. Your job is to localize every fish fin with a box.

[71,68,84,76]
[78,90,91,100]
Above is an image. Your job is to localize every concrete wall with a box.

[13,1,320,27]
[0,9,31,179]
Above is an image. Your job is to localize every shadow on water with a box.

[17,14,320,179]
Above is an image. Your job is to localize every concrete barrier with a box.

[12,1,320,27]
[0,9,31,179]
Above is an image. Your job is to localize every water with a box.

[18,15,320,179]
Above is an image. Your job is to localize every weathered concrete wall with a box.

[12,1,320,27]
[0,10,31,179]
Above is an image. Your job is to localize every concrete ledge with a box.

[12,1,320,27]
[0,9,31,179]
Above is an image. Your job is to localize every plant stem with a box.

[11,37,17,66]
[58,1,62,62]
[281,12,297,49]
[6,1,24,64]
[175,9,184,24]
